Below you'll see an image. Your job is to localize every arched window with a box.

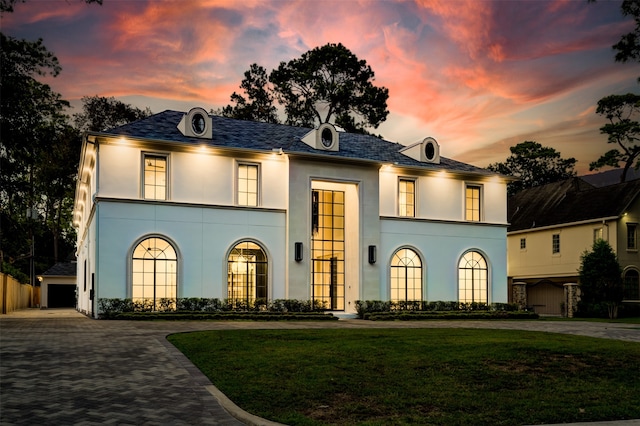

[623,269,640,301]
[228,241,268,306]
[390,248,422,302]
[458,251,488,304]
[132,237,177,310]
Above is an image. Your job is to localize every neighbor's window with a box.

[398,178,415,217]
[458,251,488,304]
[627,224,637,250]
[593,228,603,242]
[520,238,526,250]
[143,154,167,200]
[465,184,481,221]
[552,234,560,254]
[623,269,640,300]
[237,163,259,206]
[390,248,422,302]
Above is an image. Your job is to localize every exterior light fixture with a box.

[368,245,376,264]
[295,242,303,262]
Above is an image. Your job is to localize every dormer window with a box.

[177,107,212,139]
[302,123,339,151]
[399,137,440,164]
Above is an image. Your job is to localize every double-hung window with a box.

[398,178,415,217]
[465,184,482,221]
[237,163,259,206]
[143,154,168,200]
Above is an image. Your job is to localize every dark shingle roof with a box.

[580,168,640,187]
[106,110,495,176]
[40,262,77,277]
[508,177,640,232]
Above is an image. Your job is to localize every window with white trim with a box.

[143,154,168,200]
[627,223,637,250]
[465,184,482,222]
[552,234,560,254]
[237,163,259,206]
[398,178,415,217]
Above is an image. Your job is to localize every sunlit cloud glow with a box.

[2,0,637,174]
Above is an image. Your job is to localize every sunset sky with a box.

[2,0,638,173]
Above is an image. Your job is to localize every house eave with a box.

[508,216,620,235]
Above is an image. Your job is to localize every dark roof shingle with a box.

[106,110,496,176]
[508,177,640,232]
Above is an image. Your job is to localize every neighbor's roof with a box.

[580,168,640,187]
[40,262,77,277]
[103,110,497,176]
[508,177,640,232]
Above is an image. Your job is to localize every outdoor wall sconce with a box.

[295,242,303,262]
[368,245,376,264]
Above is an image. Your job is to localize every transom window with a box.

[132,237,177,310]
[398,178,415,217]
[237,163,259,206]
[465,184,481,221]
[627,224,637,250]
[390,248,422,302]
[143,154,167,200]
[458,251,488,304]
[227,241,268,306]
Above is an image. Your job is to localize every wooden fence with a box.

[1,273,40,314]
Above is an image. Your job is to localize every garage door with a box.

[48,284,76,308]
[528,282,564,315]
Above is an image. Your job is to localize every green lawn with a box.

[168,328,640,426]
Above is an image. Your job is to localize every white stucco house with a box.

[72,108,510,318]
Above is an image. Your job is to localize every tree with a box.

[577,239,624,319]
[0,33,79,280]
[589,94,640,182]
[73,95,152,132]
[487,141,577,196]
[612,0,640,81]
[219,64,279,124]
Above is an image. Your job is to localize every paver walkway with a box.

[1,308,639,425]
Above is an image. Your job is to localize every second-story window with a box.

[398,178,415,217]
[238,163,259,206]
[143,154,167,200]
[520,238,526,250]
[465,184,482,222]
[628,223,637,250]
[552,234,560,254]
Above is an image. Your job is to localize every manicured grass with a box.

[168,329,640,426]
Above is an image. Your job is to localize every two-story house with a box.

[507,177,640,315]
[72,108,510,318]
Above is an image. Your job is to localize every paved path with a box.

[1,309,639,425]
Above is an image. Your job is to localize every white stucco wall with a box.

[94,202,286,301]
[381,219,508,303]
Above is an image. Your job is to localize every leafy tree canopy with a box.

[577,239,624,319]
[589,93,640,182]
[73,95,152,132]
[220,43,389,134]
[613,0,640,81]
[487,141,576,196]
[218,64,279,124]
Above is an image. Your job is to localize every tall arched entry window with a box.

[458,251,488,304]
[227,241,268,306]
[132,237,177,310]
[623,268,640,301]
[390,248,423,302]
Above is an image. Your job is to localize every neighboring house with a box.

[72,108,510,318]
[37,261,77,309]
[507,178,640,315]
